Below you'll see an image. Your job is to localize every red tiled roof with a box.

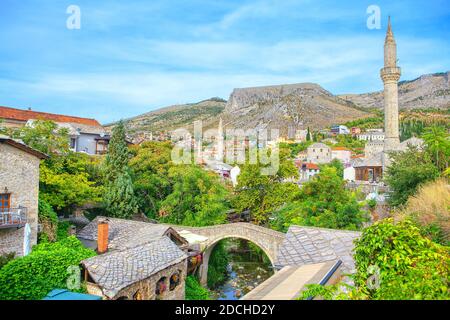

[304,162,319,170]
[0,106,101,126]
[332,146,350,151]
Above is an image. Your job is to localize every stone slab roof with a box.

[81,237,187,298]
[353,152,383,168]
[77,216,183,251]
[275,225,360,274]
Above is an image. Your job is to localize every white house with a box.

[357,130,385,142]
[331,147,351,165]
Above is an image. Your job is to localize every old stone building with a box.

[0,135,47,257]
[78,217,193,300]
[306,143,332,164]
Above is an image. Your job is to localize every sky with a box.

[0,0,449,124]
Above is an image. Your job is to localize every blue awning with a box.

[43,289,102,300]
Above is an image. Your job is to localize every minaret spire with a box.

[380,17,401,168]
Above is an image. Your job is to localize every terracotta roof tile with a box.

[0,106,101,126]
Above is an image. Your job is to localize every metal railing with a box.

[0,207,27,228]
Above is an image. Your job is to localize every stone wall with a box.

[0,143,40,257]
[88,259,187,300]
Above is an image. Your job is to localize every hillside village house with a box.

[331,147,351,166]
[306,143,332,164]
[0,106,109,155]
[357,129,385,142]
[0,136,47,257]
[330,125,350,135]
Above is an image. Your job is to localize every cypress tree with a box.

[104,121,138,218]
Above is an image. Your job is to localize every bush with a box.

[353,219,449,300]
[300,219,450,300]
[185,276,211,300]
[0,236,96,300]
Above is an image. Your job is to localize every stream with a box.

[210,239,274,300]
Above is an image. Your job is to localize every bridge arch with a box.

[173,223,285,286]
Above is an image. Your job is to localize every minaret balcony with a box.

[380,67,401,82]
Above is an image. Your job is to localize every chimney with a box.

[97,218,109,254]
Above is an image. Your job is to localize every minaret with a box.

[381,17,401,154]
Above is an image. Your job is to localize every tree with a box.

[272,167,366,231]
[39,152,103,213]
[385,146,440,207]
[8,120,70,155]
[422,125,450,172]
[158,166,228,226]
[319,158,344,178]
[103,121,138,219]
[129,141,174,218]
[104,170,139,219]
[232,148,299,225]
[104,121,130,182]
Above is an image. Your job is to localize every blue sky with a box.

[0,0,449,123]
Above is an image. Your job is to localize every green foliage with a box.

[38,199,59,242]
[367,199,377,209]
[207,241,230,288]
[185,275,211,300]
[385,147,440,207]
[159,166,228,226]
[104,170,139,219]
[0,236,96,300]
[130,141,175,218]
[232,148,299,225]
[272,167,366,231]
[344,116,383,130]
[319,158,344,178]
[0,253,15,270]
[7,120,69,155]
[421,125,450,172]
[353,219,450,300]
[279,141,312,158]
[57,221,71,241]
[40,152,103,212]
[104,121,139,218]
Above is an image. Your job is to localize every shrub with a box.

[353,219,449,300]
[0,236,96,300]
[185,276,211,300]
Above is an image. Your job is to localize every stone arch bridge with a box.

[173,223,285,285]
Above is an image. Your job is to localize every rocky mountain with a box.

[221,83,369,136]
[339,71,450,110]
[109,72,450,140]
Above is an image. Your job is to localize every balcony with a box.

[0,207,27,229]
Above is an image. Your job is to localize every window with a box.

[70,138,76,149]
[169,272,181,291]
[155,277,167,296]
[96,140,108,155]
[0,194,10,212]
